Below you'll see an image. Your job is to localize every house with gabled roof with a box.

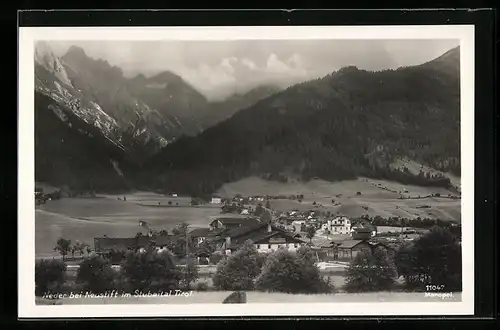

[94,234,176,254]
[209,216,260,231]
[189,227,212,244]
[211,221,307,255]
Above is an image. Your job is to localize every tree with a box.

[196,239,216,257]
[344,248,397,293]
[260,210,272,223]
[265,200,271,209]
[121,249,181,293]
[168,201,172,206]
[35,258,66,296]
[300,223,307,232]
[395,226,462,291]
[306,226,316,244]
[256,246,333,293]
[254,204,264,217]
[73,242,89,256]
[180,254,199,290]
[54,238,72,260]
[212,240,262,290]
[76,255,116,293]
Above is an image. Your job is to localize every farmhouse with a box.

[209,216,260,231]
[212,221,307,254]
[188,227,211,244]
[351,218,377,237]
[335,239,396,261]
[93,235,176,254]
[336,240,373,260]
[210,195,222,204]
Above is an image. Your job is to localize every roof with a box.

[216,221,267,241]
[94,237,147,252]
[212,217,260,226]
[352,219,377,231]
[228,228,306,250]
[150,235,175,246]
[353,227,373,233]
[337,240,366,249]
[94,235,174,252]
[189,228,211,237]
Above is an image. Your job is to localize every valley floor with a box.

[35,177,461,258]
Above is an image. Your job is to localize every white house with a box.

[211,196,222,204]
[325,216,352,235]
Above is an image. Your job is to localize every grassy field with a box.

[217,177,461,222]
[37,291,461,305]
[36,175,460,257]
[35,192,222,257]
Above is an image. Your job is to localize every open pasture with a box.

[218,177,461,222]
[35,192,221,257]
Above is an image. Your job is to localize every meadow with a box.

[218,177,461,222]
[35,192,222,257]
[36,175,460,258]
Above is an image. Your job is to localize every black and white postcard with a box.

[18,25,475,317]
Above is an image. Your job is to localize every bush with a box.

[209,251,224,265]
[180,255,199,290]
[395,226,462,291]
[120,248,181,293]
[212,240,262,290]
[76,255,117,294]
[195,282,210,291]
[35,259,67,296]
[344,248,398,293]
[256,246,334,294]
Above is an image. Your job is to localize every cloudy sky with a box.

[48,39,459,101]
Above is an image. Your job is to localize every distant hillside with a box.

[216,176,461,222]
[202,85,282,127]
[141,47,461,196]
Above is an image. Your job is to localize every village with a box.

[84,193,443,266]
[35,183,462,304]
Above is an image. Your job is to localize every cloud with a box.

[173,53,318,100]
[266,53,290,74]
[241,58,257,70]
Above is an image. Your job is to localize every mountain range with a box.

[34,42,281,190]
[139,47,461,196]
[34,43,461,195]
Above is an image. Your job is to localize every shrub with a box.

[344,248,397,293]
[395,226,462,291]
[179,255,199,290]
[120,248,181,293]
[35,258,67,296]
[76,255,117,294]
[212,240,262,290]
[209,251,224,265]
[195,282,209,291]
[256,246,334,294]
